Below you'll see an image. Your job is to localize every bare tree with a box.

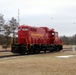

[60,34,76,45]
[9,17,18,44]
[3,17,18,36]
[2,17,18,49]
[0,13,4,33]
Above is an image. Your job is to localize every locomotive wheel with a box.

[33,49,40,54]
[36,47,40,54]
[50,49,54,52]
[19,50,25,55]
[37,49,40,54]
[20,52,25,55]
[44,50,46,53]
[56,47,60,52]
[27,50,31,54]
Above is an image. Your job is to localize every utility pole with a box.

[18,9,20,26]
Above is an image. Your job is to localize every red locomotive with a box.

[11,25,63,55]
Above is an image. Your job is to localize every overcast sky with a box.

[0,0,76,36]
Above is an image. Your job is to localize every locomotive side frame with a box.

[11,25,63,55]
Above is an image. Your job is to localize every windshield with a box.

[18,28,28,31]
[22,28,28,31]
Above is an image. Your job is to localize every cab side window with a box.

[52,32,54,36]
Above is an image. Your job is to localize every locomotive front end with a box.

[11,25,29,55]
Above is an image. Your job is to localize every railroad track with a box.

[0,54,22,61]
[0,48,73,60]
[0,51,49,59]
[0,50,10,52]
[0,54,20,59]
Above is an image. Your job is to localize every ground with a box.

[0,45,76,75]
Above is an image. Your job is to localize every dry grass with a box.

[63,45,72,49]
[0,46,12,56]
[0,46,11,51]
[0,45,76,75]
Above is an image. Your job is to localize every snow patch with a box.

[56,55,76,58]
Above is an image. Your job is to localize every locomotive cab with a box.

[48,30,63,52]
[11,25,30,55]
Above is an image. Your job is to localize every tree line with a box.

[60,34,76,45]
[0,13,18,48]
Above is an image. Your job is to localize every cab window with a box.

[22,28,28,31]
[52,32,54,36]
